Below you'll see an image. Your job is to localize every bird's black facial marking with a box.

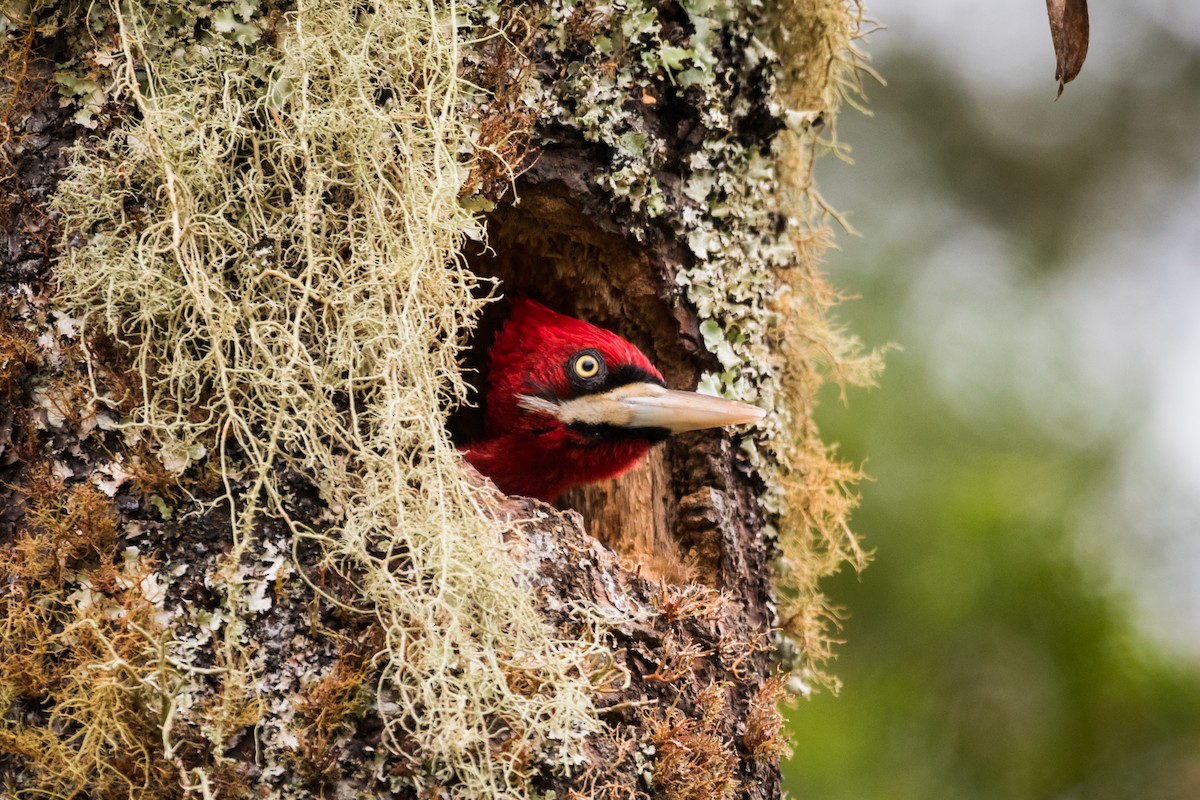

[567,422,671,445]
[607,364,665,390]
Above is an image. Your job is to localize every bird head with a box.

[462,297,765,502]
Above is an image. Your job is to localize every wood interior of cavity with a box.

[463,186,718,586]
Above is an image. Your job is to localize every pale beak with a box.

[617,385,766,434]
[518,382,765,434]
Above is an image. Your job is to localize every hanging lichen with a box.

[45,0,607,796]
[768,0,884,687]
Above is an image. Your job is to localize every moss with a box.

[290,636,377,786]
[649,704,739,800]
[0,466,180,799]
[742,674,793,765]
[767,0,885,688]
[0,16,53,242]
[651,584,731,625]
[0,310,38,399]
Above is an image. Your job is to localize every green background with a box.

[782,3,1200,798]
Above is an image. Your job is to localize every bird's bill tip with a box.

[620,387,765,434]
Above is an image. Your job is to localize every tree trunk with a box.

[0,2,870,798]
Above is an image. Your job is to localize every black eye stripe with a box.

[607,364,664,389]
[567,422,671,444]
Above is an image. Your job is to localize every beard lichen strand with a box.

[51,0,606,796]
[766,0,884,688]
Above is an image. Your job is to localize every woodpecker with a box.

[462,297,765,502]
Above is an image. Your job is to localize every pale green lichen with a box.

[47,0,609,796]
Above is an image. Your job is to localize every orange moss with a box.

[652,584,731,624]
[0,465,179,798]
[565,726,640,800]
[291,639,375,785]
[0,15,54,240]
[718,629,773,684]
[649,705,739,800]
[460,7,545,201]
[644,633,711,684]
[742,675,793,765]
[0,312,38,398]
[766,0,883,688]
[124,445,184,503]
[11,468,119,587]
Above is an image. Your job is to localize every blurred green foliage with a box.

[784,283,1200,799]
[782,14,1200,799]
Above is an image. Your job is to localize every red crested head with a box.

[481,298,663,439]
[462,297,765,502]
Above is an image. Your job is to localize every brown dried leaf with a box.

[1046,0,1090,98]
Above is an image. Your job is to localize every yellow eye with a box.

[573,353,601,379]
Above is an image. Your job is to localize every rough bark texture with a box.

[1,60,69,527]
[0,1,860,797]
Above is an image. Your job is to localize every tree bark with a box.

[1,1,864,798]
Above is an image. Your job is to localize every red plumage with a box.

[462,298,662,502]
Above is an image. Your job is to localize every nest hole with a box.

[456,185,717,586]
